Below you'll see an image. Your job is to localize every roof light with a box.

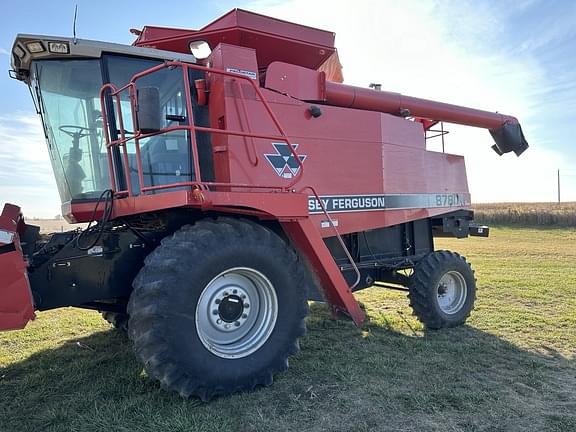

[13,45,25,59]
[48,41,70,54]
[26,41,45,54]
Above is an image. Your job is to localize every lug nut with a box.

[216,319,222,325]
[244,303,249,309]
[242,314,248,319]
[224,324,230,329]
[241,294,246,299]
[233,289,237,294]
[215,299,221,304]
[234,321,240,327]
[212,310,218,315]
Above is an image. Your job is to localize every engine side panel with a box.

[209,82,470,236]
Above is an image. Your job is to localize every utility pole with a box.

[557,169,561,204]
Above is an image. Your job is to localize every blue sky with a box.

[0,0,575,217]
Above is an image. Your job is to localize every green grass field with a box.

[1,227,575,432]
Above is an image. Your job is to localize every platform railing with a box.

[99,61,305,196]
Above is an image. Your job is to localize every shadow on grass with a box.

[1,304,575,432]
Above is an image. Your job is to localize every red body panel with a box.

[0,204,35,330]
[134,9,337,73]
[209,80,470,236]
[282,218,365,325]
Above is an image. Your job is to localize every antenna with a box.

[73,4,78,44]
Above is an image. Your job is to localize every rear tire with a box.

[127,218,310,400]
[408,250,476,329]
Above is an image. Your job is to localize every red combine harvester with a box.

[2,9,528,400]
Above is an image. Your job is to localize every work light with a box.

[48,41,70,54]
[26,41,45,53]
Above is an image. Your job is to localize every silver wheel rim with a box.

[195,267,278,359]
[436,271,467,314]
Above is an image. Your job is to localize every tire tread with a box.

[408,250,476,329]
[128,217,309,401]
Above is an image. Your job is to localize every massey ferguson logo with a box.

[264,143,306,178]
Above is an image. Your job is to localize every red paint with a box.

[0,204,35,331]
[194,79,207,106]
[133,9,337,74]
[281,218,365,326]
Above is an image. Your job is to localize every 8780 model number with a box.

[435,193,463,207]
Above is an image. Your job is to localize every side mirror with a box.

[137,87,161,134]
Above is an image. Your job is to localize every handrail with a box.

[301,186,361,290]
[99,61,306,196]
[233,79,259,167]
[99,82,131,196]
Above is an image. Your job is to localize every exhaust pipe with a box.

[0,203,35,331]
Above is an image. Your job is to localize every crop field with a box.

[25,218,86,234]
[473,202,576,227]
[0,227,575,431]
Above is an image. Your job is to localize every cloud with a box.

[0,47,8,56]
[244,0,576,202]
[0,113,62,217]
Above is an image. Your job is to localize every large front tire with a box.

[408,250,476,329]
[127,218,310,400]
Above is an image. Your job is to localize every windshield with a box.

[33,55,195,202]
[34,59,110,202]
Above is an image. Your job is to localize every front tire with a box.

[127,218,310,400]
[408,250,476,329]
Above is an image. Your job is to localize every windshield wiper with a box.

[27,83,41,115]
[33,64,50,141]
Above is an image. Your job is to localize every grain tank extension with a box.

[1,9,528,400]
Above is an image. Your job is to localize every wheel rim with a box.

[436,270,467,314]
[195,267,278,359]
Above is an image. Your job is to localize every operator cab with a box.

[10,35,211,204]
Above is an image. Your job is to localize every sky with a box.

[0,0,575,217]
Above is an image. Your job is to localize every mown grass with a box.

[474,202,576,227]
[1,227,575,431]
